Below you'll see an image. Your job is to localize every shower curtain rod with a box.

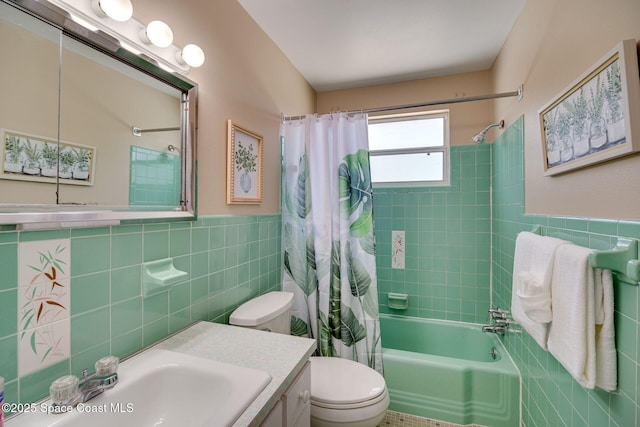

[282,84,523,121]
[131,126,180,137]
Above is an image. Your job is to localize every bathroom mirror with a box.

[0,0,197,226]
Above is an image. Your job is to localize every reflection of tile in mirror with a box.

[129,146,181,206]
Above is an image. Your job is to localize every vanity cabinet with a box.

[262,361,311,427]
[261,401,283,427]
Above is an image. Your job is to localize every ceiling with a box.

[237,0,526,92]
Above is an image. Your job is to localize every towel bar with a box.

[527,225,639,285]
[530,225,542,235]
[589,238,639,285]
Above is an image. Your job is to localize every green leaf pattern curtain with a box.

[280,113,382,372]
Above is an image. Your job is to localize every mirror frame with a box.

[0,0,197,227]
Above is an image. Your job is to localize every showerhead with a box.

[471,120,505,144]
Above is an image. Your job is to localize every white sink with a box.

[9,349,272,427]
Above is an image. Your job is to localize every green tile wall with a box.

[373,144,492,323]
[0,214,281,412]
[492,116,639,427]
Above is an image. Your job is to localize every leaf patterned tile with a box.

[18,317,70,377]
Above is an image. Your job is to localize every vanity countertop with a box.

[153,321,316,426]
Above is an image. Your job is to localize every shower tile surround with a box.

[374,144,492,323]
[373,116,639,426]
[0,214,282,412]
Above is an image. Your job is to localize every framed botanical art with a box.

[2,129,96,185]
[539,39,640,175]
[227,120,263,204]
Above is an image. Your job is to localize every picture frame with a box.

[2,129,96,185]
[227,120,263,204]
[538,39,640,175]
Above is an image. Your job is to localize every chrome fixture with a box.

[168,144,181,153]
[471,120,505,144]
[488,307,508,321]
[49,356,119,412]
[132,126,181,137]
[482,324,507,336]
[45,0,205,74]
[483,307,511,336]
[488,346,498,360]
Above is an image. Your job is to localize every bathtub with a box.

[380,314,520,427]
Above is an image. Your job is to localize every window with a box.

[368,111,449,186]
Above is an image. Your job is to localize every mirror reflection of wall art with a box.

[227,120,263,204]
[2,129,96,185]
[539,39,640,175]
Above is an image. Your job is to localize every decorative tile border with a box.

[17,239,71,376]
[391,230,405,269]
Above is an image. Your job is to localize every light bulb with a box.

[92,0,133,22]
[177,44,205,68]
[141,20,173,48]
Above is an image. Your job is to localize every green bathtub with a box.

[380,314,520,427]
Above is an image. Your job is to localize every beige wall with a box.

[317,71,494,146]
[134,0,316,215]
[492,0,640,219]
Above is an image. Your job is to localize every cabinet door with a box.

[284,362,311,427]
[261,400,283,427]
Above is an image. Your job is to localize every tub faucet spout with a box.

[482,325,506,335]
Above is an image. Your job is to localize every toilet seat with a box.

[311,391,388,410]
[309,356,387,409]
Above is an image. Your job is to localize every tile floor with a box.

[377,410,487,427]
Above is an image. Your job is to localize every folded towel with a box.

[516,272,552,323]
[511,231,568,349]
[548,244,596,388]
[595,268,617,391]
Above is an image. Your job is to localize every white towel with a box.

[547,244,596,388]
[511,231,568,349]
[595,268,617,391]
[516,272,552,323]
[594,268,605,325]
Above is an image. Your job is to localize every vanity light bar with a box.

[91,0,132,22]
[45,0,204,74]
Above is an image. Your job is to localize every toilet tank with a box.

[229,291,294,334]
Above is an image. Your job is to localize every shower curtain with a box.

[280,113,382,372]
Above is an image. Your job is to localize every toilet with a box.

[229,291,389,427]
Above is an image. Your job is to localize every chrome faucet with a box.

[482,325,507,335]
[488,307,508,320]
[49,356,119,412]
[77,369,118,401]
[483,307,511,336]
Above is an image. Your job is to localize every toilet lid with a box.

[310,357,386,405]
[229,291,293,326]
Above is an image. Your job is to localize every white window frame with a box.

[368,110,450,187]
